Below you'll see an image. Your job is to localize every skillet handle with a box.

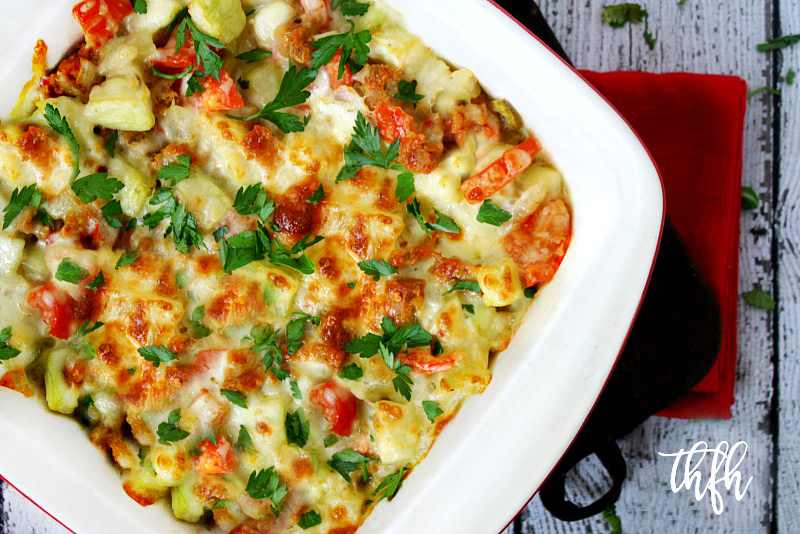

[538,440,627,521]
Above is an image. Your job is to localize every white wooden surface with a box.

[0,0,795,532]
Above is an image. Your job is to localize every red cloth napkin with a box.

[578,71,747,419]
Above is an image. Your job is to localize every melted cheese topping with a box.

[0,1,571,532]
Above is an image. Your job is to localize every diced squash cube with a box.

[189,0,246,44]
[109,157,153,217]
[372,400,421,465]
[171,476,204,522]
[477,260,524,307]
[85,75,155,132]
[0,235,24,276]
[44,347,80,415]
[174,172,232,231]
[252,1,295,49]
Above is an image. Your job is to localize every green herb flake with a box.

[741,289,776,310]
[127,367,136,375]
[422,400,443,423]
[236,424,256,452]
[131,0,147,14]
[742,186,759,211]
[157,409,190,445]
[644,30,656,49]
[332,0,370,17]
[338,362,364,380]
[290,380,302,399]
[305,185,325,205]
[221,389,248,408]
[323,435,339,447]
[394,79,424,107]
[235,49,272,63]
[328,449,374,482]
[2,185,40,229]
[285,407,310,447]
[55,258,88,284]
[138,345,177,367]
[246,468,288,517]
[44,104,80,179]
[524,286,538,299]
[747,86,781,99]
[373,466,409,501]
[0,327,21,361]
[357,259,397,281]
[71,173,124,204]
[787,69,796,85]
[298,509,323,529]
[757,34,800,52]
[428,209,461,234]
[395,171,415,202]
[462,304,474,314]
[444,280,481,295]
[477,199,512,226]
[115,250,140,269]
[233,185,274,221]
[156,154,191,186]
[104,130,119,158]
[603,505,623,534]
[310,22,371,79]
[602,3,648,28]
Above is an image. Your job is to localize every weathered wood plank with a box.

[509,0,777,532]
[776,1,800,532]
[1,484,67,534]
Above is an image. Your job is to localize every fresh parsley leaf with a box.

[395,171,415,202]
[115,250,140,269]
[328,449,374,482]
[462,304,474,314]
[44,104,80,179]
[358,259,397,281]
[346,112,400,169]
[643,29,656,49]
[233,185,274,221]
[788,69,796,85]
[213,225,229,242]
[0,327,21,361]
[394,79,423,107]
[339,363,363,380]
[268,236,317,274]
[323,435,339,447]
[298,509,323,529]
[433,339,444,356]
[305,185,324,205]
[104,130,118,158]
[101,199,124,228]
[422,400,443,423]
[374,466,409,501]
[444,280,480,295]
[228,65,317,133]
[127,367,136,375]
[391,369,413,400]
[742,186,759,210]
[347,281,356,289]
[76,319,103,337]
[188,306,211,338]
[74,320,103,359]
[138,345,177,367]
[603,505,623,534]
[290,380,302,399]
[524,286,538,299]
[310,21,371,78]
[343,332,383,358]
[176,15,225,80]
[157,154,191,186]
[332,0,370,16]
[151,65,194,80]
[407,197,430,237]
[157,409,189,445]
[747,86,780,99]
[757,34,800,52]
[742,289,776,310]
[477,199,512,226]
[211,500,229,510]
[221,389,248,408]
[131,0,147,14]
[146,189,206,254]
[2,185,39,229]
[235,49,272,63]
[285,407,310,447]
[286,315,313,355]
[71,173,124,204]
[384,322,432,352]
[55,258,88,284]
[248,324,288,380]
[602,3,648,28]
[86,271,105,291]
[246,468,288,517]
[428,209,461,233]
[236,424,256,452]
[336,163,361,183]
[220,229,267,272]
[185,71,206,96]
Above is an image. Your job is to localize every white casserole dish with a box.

[0,0,664,532]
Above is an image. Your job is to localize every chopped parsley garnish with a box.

[247,325,288,380]
[86,271,106,291]
[602,4,648,28]
[328,449,374,482]
[524,286,538,299]
[131,0,147,14]
[323,435,339,447]
[75,319,104,359]
[337,112,402,182]
[188,306,211,338]
[143,188,206,254]
[71,172,124,204]
[603,505,623,534]
[43,103,80,180]
[286,313,319,355]
[476,199,512,226]
[394,79,424,107]
[374,466,409,501]
[55,258,88,284]
[444,280,480,295]
[757,34,800,52]
[0,327,21,361]
[644,30,656,49]
[157,409,190,445]
[290,380,302,399]
[741,289,776,310]
[462,304,474,314]
[408,200,461,235]
[221,389,248,408]
[747,86,780,99]
[235,49,272,63]
[310,21,371,79]
[788,69,796,85]
[220,229,266,272]
[395,171,415,202]
[742,186,758,211]
[406,197,430,236]
[422,400,443,423]
[347,281,357,289]
[101,200,124,228]
[298,509,323,529]
[332,0,370,17]
[115,250,140,269]
[151,65,194,80]
[228,65,317,133]
[236,424,256,452]
[127,367,136,375]
[156,154,191,186]
[246,468,288,517]
[285,407,310,447]
[233,185,274,221]
[104,130,118,158]
[305,185,325,205]
[238,78,250,90]
[76,319,103,337]
[338,362,364,380]
[138,345,177,367]
[2,184,43,229]
[357,259,397,281]
[174,12,225,80]
[213,225,229,242]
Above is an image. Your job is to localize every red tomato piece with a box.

[374,104,417,143]
[72,0,134,48]
[502,198,572,287]
[151,28,196,73]
[460,135,542,204]
[194,434,239,475]
[196,70,245,112]
[324,50,354,89]
[401,347,458,374]
[26,281,76,339]
[310,379,358,436]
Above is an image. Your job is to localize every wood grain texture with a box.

[0,1,792,533]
